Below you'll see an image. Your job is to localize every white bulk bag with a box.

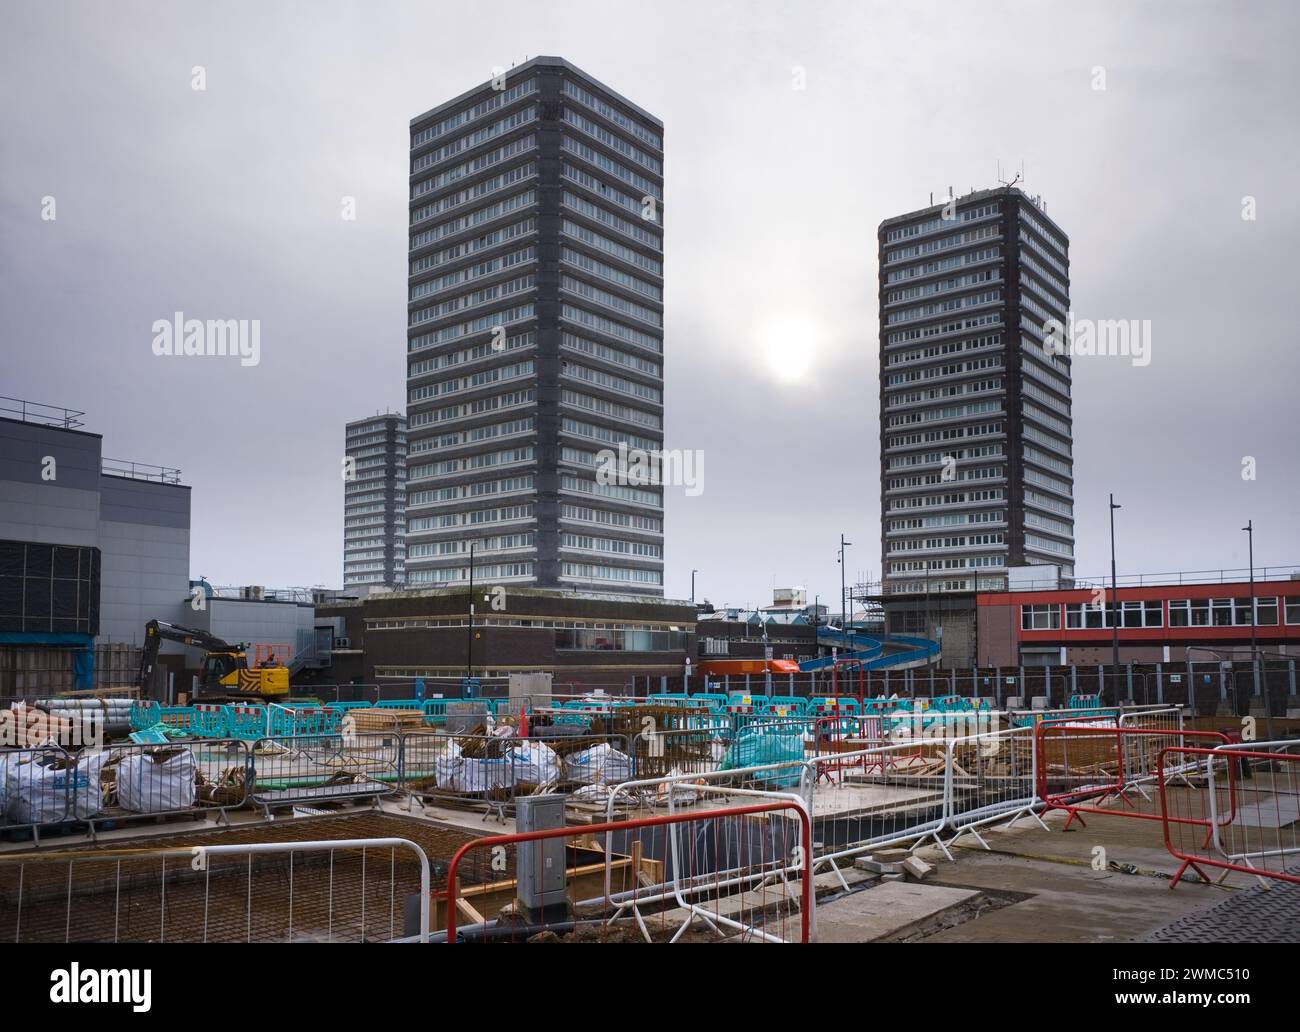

[564,744,632,784]
[117,748,198,813]
[12,751,108,823]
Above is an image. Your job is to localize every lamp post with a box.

[1243,520,1270,739]
[838,535,852,632]
[1109,494,1121,706]
[465,543,475,684]
[691,568,698,605]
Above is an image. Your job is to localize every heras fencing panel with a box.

[248,732,403,812]
[1036,724,1230,829]
[442,802,812,943]
[0,837,430,943]
[1160,741,1300,890]
[399,730,632,817]
[941,725,1044,850]
[0,740,252,843]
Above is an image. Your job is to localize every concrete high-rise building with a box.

[405,57,665,596]
[343,413,406,591]
[878,186,1074,598]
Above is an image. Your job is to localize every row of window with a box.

[562,108,661,173]
[1009,596,1291,632]
[884,222,1001,266]
[408,503,534,532]
[408,331,534,379]
[411,135,535,199]
[407,303,534,356]
[884,202,1001,244]
[886,266,1000,306]
[409,244,535,302]
[560,417,660,455]
[561,189,661,251]
[408,445,533,482]
[561,474,660,507]
[560,303,662,353]
[410,217,535,277]
[561,80,663,150]
[408,474,534,507]
[410,163,535,230]
[561,332,660,378]
[560,503,662,533]
[406,561,534,584]
[407,360,533,404]
[411,78,537,149]
[560,136,661,201]
[410,418,534,457]
[412,107,536,174]
[561,562,663,585]
[885,289,1002,327]
[409,190,536,254]
[562,360,661,403]
[886,311,1003,348]
[885,246,1001,286]
[408,533,534,558]
[561,388,661,428]
[560,533,662,558]
[562,247,660,300]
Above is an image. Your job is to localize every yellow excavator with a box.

[137,619,291,702]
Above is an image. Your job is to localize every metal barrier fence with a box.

[0,837,430,943]
[248,733,403,813]
[443,802,812,943]
[401,731,633,817]
[1160,741,1300,890]
[601,725,1044,888]
[0,740,252,843]
[1035,724,1231,830]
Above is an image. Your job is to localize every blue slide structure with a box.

[797,629,940,673]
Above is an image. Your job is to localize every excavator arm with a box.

[136,619,242,692]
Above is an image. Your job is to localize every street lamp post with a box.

[465,543,475,684]
[691,568,698,605]
[1109,494,1121,705]
[839,535,852,632]
[1243,520,1270,739]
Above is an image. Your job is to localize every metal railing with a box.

[100,457,182,484]
[443,802,813,943]
[0,838,430,943]
[0,396,84,429]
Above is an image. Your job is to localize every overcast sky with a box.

[3,0,1297,608]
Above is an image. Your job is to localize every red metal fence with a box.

[443,801,813,943]
[1159,743,1300,890]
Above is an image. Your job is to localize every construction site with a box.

[2,683,1297,945]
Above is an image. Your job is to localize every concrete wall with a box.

[96,475,191,645]
[191,598,317,667]
[0,419,102,547]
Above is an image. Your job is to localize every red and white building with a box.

[977,577,1300,668]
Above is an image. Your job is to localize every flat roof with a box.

[409,55,663,131]
[379,584,690,608]
[878,185,1068,242]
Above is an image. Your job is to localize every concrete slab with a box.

[815,881,980,942]
[918,849,1231,943]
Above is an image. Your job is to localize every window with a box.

[1119,600,1163,628]
[1168,598,1217,626]
[1065,602,1106,629]
[1286,599,1300,626]
[1021,604,1060,630]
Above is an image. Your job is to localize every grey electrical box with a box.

[444,701,491,734]
[515,794,567,911]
